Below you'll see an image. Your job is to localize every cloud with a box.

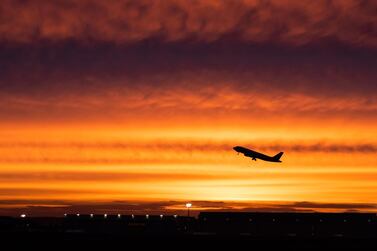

[0,37,375,113]
[1,141,377,152]
[2,87,377,113]
[292,201,377,209]
[0,171,220,182]
[0,200,375,216]
[0,0,376,47]
[1,141,376,164]
[0,1,375,126]
[1,80,376,124]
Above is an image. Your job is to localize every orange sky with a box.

[0,121,376,215]
[0,0,376,215]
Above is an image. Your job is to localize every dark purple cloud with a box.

[0,42,376,96]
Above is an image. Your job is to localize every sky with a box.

[0,0,376,216]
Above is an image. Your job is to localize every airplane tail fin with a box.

[273,152,284,161]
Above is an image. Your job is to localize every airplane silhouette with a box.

[233,146,283,163]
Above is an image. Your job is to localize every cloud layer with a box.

[1,0,376,47]
[0,41,376,124]
[0,200,375,216]
[1,140,377,165]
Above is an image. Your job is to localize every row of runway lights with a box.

[19,213,182,220]
[20,203,193,219]
[64,213,178,219]
[20,213,180,219]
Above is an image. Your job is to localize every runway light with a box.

[20,214,26,218]
[173,215,177,218]
[76,213,80,217]
[90,214,93,218]
[186,203,192,217]
[146,214,149,219]
[131,214,135,219]
[104,214,107,218]
[160,214,163,218]
[64,214,67,217]
[118,214,121,218]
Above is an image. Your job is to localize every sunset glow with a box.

[0,0,376,216]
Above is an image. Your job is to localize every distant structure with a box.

[1,212,376,249]
[4,212,375,241]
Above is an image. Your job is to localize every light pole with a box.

[185,203,192,217]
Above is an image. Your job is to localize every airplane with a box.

[233,146,283,163]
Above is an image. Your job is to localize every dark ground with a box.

[1,212,376,249]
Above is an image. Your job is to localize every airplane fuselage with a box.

[233,146,283,163]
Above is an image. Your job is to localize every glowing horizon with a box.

[0,0,376,215]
